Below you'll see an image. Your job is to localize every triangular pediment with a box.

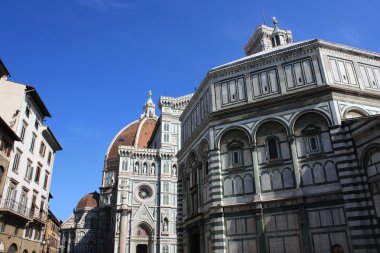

[61,214,75,229]
[132,203,154,224]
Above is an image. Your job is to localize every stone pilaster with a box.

[119,192,130,253]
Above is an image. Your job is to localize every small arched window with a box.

[267,137,280,160]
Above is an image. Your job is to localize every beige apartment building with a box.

[0,59,62,253]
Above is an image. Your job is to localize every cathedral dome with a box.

[106,91,158,160]
[76,192,99,209]
[106,118,157,159]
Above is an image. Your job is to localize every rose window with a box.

[138,185,153,200]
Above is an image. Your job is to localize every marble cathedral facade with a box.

[60,92,192,253]
[176,19,380,253]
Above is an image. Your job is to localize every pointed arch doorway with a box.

[136,244,148,253]
[133,222,153,253]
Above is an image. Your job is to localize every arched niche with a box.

[256,120,289,163]
[293,112,332,156]
[220,129,252,170]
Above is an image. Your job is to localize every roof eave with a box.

[42,127,63,151]
[26,86,52,118]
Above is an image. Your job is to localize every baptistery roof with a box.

[76,192,99,209]
[106,91,158,160]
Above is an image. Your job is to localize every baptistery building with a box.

[60,92,192,253]
[176,19,380,253]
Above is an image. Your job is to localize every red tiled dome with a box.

[76,192,99,209]
[106,118,157,160]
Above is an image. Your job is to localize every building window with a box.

[267,137,280,160]
[12,149,22,172]
[308,136,320,152]
[203,156,209,177]
[302,125,323,155]
[251,68,280,97]
[34,164,42,184]
[20,121,27,142]
[220,77,246,105]
[47,151,53,165]
[163,195,169,205]
[284,58,315,89]
[43,172,49,190]
[39,142,46,157]
[163,122,170,132]
[25,105,30,118]
[163,182,169,192]
[20,190,28,216]
[359,64,380,90]
[6,182,17,203]
[0,137,11,157]
[329,58,357,85]
[163,134,169,143]
[25,160,34,181]
[30,133,36,153]
[228,141,243,167]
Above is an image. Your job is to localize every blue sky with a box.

[1,0,379,221]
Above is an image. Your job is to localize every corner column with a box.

[119,191,130,253]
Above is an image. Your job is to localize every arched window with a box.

[162,245,169,253]
[267,137,280,160]
[7,244,17,253]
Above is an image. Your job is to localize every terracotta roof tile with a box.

[76,192,99,209]
[107,118,157,160]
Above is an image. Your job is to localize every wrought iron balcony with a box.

[0,198,31,220]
